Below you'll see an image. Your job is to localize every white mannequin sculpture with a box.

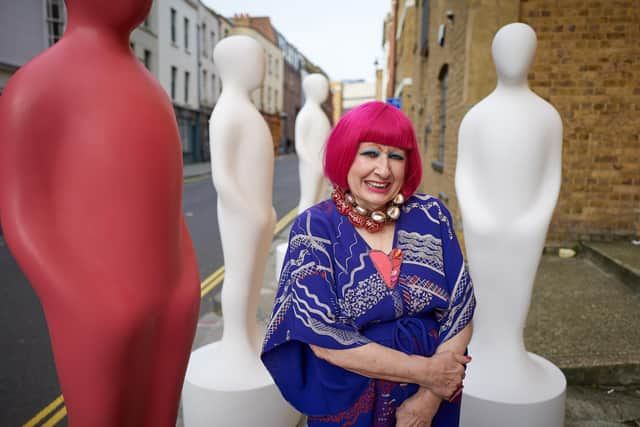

[182,35,299,427]
[275,74,333,286]
[456,23,566,426]
[295,73,331,213]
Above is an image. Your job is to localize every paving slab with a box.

[565,384,640,426]
[524,255,640,385]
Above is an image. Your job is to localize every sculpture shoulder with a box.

[534,96,562,126]
[458,101,487,134]
[294,108,315,131]
[210,100,269,139]
[0,64,68,141]
[212,97,267,122]
[1,53,59,115]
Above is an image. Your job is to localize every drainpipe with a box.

[194,20,202,162]
[386,0,398,100]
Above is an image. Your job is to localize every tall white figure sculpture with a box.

[275,74,333,284]
[182,35,299,427]
[295,73,331,213]
[456,23,566,426]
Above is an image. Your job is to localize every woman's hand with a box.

[395,388,441,427]
[421,351,470,398]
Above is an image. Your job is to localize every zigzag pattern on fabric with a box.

[396,230,444,276]
[439,265,475,342]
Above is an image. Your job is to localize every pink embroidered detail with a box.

[369,248,403,289]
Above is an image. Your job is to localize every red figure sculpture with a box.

[0,1,201,425]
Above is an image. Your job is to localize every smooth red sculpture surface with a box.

[0,1,200,425]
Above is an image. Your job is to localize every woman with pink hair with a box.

[262,101,475,426]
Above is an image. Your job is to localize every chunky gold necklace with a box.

[331,186,404,233]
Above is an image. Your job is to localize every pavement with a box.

[183,162,211,180]
[177,204,640,427]
[525,241,640,426]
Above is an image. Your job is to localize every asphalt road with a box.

[0,153,300,426]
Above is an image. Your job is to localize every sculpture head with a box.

[302,74,329,105]
[214,35,265,92]
[65,0,152,34]
[324,101,422,199]
[492,23,537,86]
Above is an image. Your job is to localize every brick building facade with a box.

[391,0,639,245]
[522,0,639,242]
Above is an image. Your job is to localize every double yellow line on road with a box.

[22,207,298,427]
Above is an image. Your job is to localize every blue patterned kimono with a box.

[261,194,475,426]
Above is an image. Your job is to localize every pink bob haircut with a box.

[324,101,422,198]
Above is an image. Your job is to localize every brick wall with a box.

[414,1,518,247]
[416,0,469,229]
[521,0,640,243]
[395,0,418,114]
[403,0,639,246]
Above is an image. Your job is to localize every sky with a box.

[202,0,390,82]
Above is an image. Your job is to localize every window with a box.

[420,0,430,56]
[275,89,278,111]
[267,87,272,111]
[268,54,272,75]
[275,58,279,77]
[432,65,448,172]
[46,0,65,46]
[143,49,151,70]
[184,17,189,51]
[210,31,216,58]
[212,74,216,99]
[184,71,190,104]
[170,8,176,43]
[202,23,207,56]
[203,69,208,102]
[171,66,177,100]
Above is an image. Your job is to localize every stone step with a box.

[581,241,640,294]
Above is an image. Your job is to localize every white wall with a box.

[197,4,220,108]
[157,0,199,110]
[130,1,158,76]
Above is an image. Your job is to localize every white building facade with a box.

[157,0,201,162]
[197,4,221,109]
[130,2,159,76]
[0,0,67,92]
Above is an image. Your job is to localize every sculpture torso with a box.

[458,89,562,224]
[1,34,187,300]
[210,92,274,210]
[0,4,200,424]
[295,103,330,169]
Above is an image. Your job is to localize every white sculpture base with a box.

[182,342,301,427]
[460,353,566,427]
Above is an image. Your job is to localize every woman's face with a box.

[347,142,407,212]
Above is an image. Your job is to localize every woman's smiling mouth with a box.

[365,181,391,192]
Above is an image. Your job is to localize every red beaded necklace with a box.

[331,186,404,233]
